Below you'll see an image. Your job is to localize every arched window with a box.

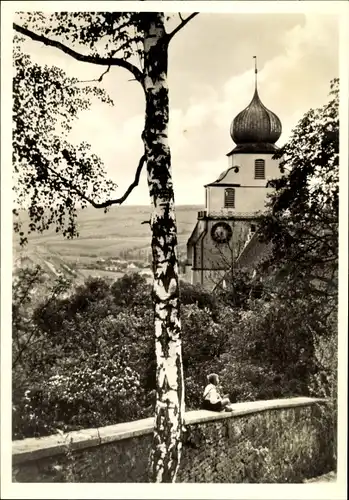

[255,159,265,179]
[224,188,235,208]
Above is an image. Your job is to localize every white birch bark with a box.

[142,13,185,483]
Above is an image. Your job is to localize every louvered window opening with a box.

[224,188,235,208]
[255,159,265,179]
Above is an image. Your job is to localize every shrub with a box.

[308,309,337,466]
[13,350,145,439]
[179,280,221,319]
[308,307,337,401]
[214,294,335,402]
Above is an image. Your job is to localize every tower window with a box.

[224,188,235,208]
[255,159,265,179]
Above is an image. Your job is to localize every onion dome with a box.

[228,58,282,155]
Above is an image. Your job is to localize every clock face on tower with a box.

[211,222,233,244]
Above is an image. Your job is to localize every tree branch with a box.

[45,154,147,209]
[96,65,111,82]
[167,13,199,41]
[13,23,144,84]
[64,66,111,88]
[12,329,38,368]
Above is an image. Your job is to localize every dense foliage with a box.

[13,267,336,439]
[259,78,339,304]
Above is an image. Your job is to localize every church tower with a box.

[186,58,282,289]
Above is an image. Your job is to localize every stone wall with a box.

[12,397,336,483]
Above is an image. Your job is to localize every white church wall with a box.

[208,186,274,214]
[227,153,280,186]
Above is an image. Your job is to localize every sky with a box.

[16,11,339,206]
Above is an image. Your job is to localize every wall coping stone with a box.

[12,397,327,465]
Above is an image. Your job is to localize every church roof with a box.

[227,141,279,156]
[234,231,272,270]
[231,89,282,146]
[228,59,282,155]
[212,231,272,292]
[187,221,206,247]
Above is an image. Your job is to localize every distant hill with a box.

[13,205,202,283]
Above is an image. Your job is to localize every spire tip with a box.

[253,56,258,90]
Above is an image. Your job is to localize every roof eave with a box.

[227,143,280,156]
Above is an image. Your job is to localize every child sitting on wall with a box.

[203,373,234,412]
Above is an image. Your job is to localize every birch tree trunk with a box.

[142,13,185,483]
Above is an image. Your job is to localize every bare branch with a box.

[13,23,144,84]
[44,154,147,209]
[167,13,199,41]
[108,154,147,206]
[97,65,111,82]
[110,38,140,57]
[178,13,184,22]
[64,66,112,88]
[12,329,39,368]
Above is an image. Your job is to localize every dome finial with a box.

[253,55,258,91]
